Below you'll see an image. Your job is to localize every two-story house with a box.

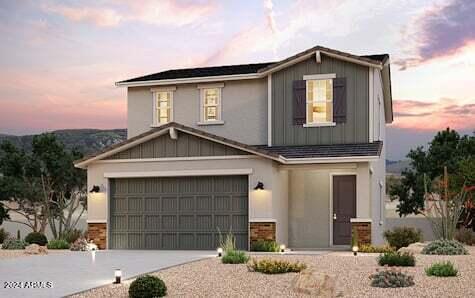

[75,45,393,250]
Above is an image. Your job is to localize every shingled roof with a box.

[117,45,389,84]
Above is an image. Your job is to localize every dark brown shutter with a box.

[333,77,346,123]
[293,80,306,125]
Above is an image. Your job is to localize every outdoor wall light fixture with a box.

[90,185,100,193]
[217,247,223,257]
[352,245,359,256]
[254,181,264,190]
[113,269,122,284]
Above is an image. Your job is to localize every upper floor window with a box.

[303,74,336,127]
[198,83,224,125]
[153,90,173,125]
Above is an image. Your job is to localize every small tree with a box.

[423,167,469,240]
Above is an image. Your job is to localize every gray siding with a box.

[272,55,369,145]
[106,131,249,160]
[109,176,249,250]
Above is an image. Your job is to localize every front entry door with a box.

[332,175,356,245]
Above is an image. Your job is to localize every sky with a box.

[0,0,474,160]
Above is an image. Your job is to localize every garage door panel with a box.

[110,176,248,250]
[179,196,195,211]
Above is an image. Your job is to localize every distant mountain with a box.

[386,159,411,175]
[0,129,127,155]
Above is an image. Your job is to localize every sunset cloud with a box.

[392,99,475,131]
[396,0,475,70]
[43,0,218,28]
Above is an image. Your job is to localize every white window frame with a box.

[303,73,336,127]
[197,83,224,125]
[151,87,175,126]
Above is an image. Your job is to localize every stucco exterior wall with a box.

[287,162,371,248]
[127,78,268,145]
[86,157,282,224]
[272,166,289,245]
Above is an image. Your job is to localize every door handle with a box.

[333,213,337,220]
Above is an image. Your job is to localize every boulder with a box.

[24,244,48,255]
[292,269,338,297]
[398,242,427,254]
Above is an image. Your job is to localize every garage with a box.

[109,175,249,250]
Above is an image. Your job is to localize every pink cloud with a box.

[43,0,218,28]
[391,99,475,131]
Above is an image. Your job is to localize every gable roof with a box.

[116,45,387,86]
[74,122,382,168]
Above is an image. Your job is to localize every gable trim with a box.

[95,155,259,164]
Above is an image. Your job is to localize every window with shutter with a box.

[332,77,347,124]
[293,80,306,125]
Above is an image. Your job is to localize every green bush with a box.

[25,232,48,246]
[421,240,468,255]
[425,261,458,277]
[248,258,307,274]
[378,251,415,267]
[222,250,249,264]
[370,269,415,288]
[0,228,9,244]
[383,227,422,250]
[129,275,167,298]
[455,228,475,246]
[47,239,70,249]
[251,240,280,252]
[359,244,395,253]
[60,229,83,244]
[1,238,27,249]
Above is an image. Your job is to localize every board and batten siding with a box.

[271,55,369,146]
[105,131,249,160]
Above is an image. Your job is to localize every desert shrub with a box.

[455,227,475,246]
[370,269,415,288]
[1,238,27,249]
[222,250,249,264]
[359,244,395,253]
[421,239,468,255]
[129,275,167,298]
[24,232,48,246]
[251,240,279,252]
[218,229,236,253]
[70,238,88,251]
[425,261,458,277]
[47,239,70,249]
[378,251,415,267]
[383,227,422,250]
[60,229,83,244]
[0,228,9,244]
[248,258,306,274]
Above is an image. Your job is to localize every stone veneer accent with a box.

[351,221,371,245]
[88,223,107,249]
[249,222,276,246]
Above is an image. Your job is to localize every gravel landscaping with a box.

[0,249,69,260]
[71,246,475,298]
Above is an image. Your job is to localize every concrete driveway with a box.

[0,250,213,298]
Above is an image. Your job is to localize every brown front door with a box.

[332,175,356,245]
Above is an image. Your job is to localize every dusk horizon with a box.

[1,0,474,160]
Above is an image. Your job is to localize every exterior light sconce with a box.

[280,244,286,253]
[113,269,122,284]
[352,245,359,256]
[217,247,223,257]
[254,181,264,190]
[90,185,100,193]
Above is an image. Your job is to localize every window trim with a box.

[303,73,336,127]
[152,90,174,126]
[198,85,223,125]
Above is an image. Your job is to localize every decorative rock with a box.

[292,269,338,297]
[398,242,427,254]
[24,244,48,255]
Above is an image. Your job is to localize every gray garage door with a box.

[109,176,248,250]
